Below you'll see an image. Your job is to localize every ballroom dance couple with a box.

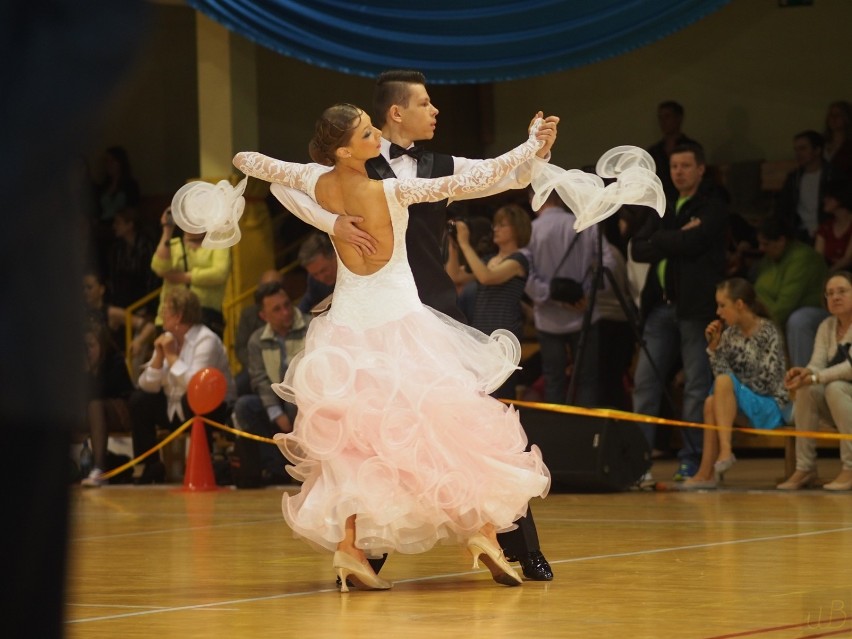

[178,70,561,591]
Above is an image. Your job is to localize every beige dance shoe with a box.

[777,469,819,491]
[823,468,852,491]
[467,533,523,586]
[332,551,392,593]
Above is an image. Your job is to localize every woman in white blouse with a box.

[780,270,852,490]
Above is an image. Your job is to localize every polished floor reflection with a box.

[66,457,852,639]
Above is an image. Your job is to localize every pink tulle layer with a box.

[272,306,551,555]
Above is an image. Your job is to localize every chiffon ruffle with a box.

[271,306,551,556]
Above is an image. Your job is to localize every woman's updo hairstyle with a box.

[308,103,363,166]
[717,277,769,318]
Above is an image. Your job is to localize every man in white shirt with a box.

[777,130,836,242]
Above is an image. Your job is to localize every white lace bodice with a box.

[233,127,542,331]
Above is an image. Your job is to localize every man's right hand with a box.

[529,112,560,158]
[332,215,377,256]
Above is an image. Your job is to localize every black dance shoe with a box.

[510,551,553,581]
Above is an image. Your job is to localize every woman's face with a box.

[162,302,181,334]
[715,290,742,327]
[341,111,382,161]
[104,152,120,178]
[492,217,516,246]
[825,276,852,317]
[82,275,104,308]
[823,195,838,215]
[826,106,848,133]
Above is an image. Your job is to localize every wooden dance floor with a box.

[66,457,852,639]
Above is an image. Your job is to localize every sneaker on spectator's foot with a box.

[81,468,105,488]
[672,462,697,482]
[638,471,655,487]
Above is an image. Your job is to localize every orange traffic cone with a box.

[182,417,219,492]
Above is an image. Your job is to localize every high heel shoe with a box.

[467,533,522,587]
[332,551,392,593]
[713,455,736,480]
[823,469,852,491]
[777,469,818,490]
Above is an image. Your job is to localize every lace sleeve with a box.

[233,151,324,197]
[393,124,543,209]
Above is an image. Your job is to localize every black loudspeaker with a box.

[516,405,651,492]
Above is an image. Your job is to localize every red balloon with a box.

[187,367,227,415]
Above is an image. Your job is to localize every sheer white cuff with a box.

[171,177,247,248]
[530,146,664,232]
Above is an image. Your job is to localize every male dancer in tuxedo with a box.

[270,70,558,581]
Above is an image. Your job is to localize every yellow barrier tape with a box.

[89,400,849,484]
[93,417,278,482]
[97,419,194,481]
[199,416,277,445]
[500,398,852,442]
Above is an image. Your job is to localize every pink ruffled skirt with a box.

[272,306,550,556]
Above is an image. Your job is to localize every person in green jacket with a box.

[754,216,828,366]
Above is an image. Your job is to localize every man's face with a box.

[396,83,439,141]
[657,107,682,137]
[305,253,337,286]
[260,291,294,336]
[757,234,787,262]
[793,137,820,168]
[669,151,704,197]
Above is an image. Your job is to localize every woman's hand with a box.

[704,319,723,351]
[454,220,470,247]
[162,271,190,285]
[784,366,813,391]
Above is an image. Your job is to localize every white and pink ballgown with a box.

[232,132,551,556]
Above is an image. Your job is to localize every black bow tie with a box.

[389,143,425,160]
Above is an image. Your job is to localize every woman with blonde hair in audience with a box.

[780,270,852,490]
[680,277,789,489]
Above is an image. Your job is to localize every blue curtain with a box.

[187,0,730,84]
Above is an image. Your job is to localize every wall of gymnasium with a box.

[93,0,851,200]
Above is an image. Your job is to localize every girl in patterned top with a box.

[681,277,790,489]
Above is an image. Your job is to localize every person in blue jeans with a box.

[630,143,729,481]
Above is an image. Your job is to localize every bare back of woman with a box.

[314,170,394,276]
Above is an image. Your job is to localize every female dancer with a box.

[232,104,551,590]
[681,278,789,489]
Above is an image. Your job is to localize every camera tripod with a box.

[566,218,673,410]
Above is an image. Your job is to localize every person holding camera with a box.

[524,189,614,407]
[446,204,532,399]
[151,205,231,338]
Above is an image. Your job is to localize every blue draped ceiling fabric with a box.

[187,0,731,84]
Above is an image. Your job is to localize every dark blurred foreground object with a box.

[0,2,148,637]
